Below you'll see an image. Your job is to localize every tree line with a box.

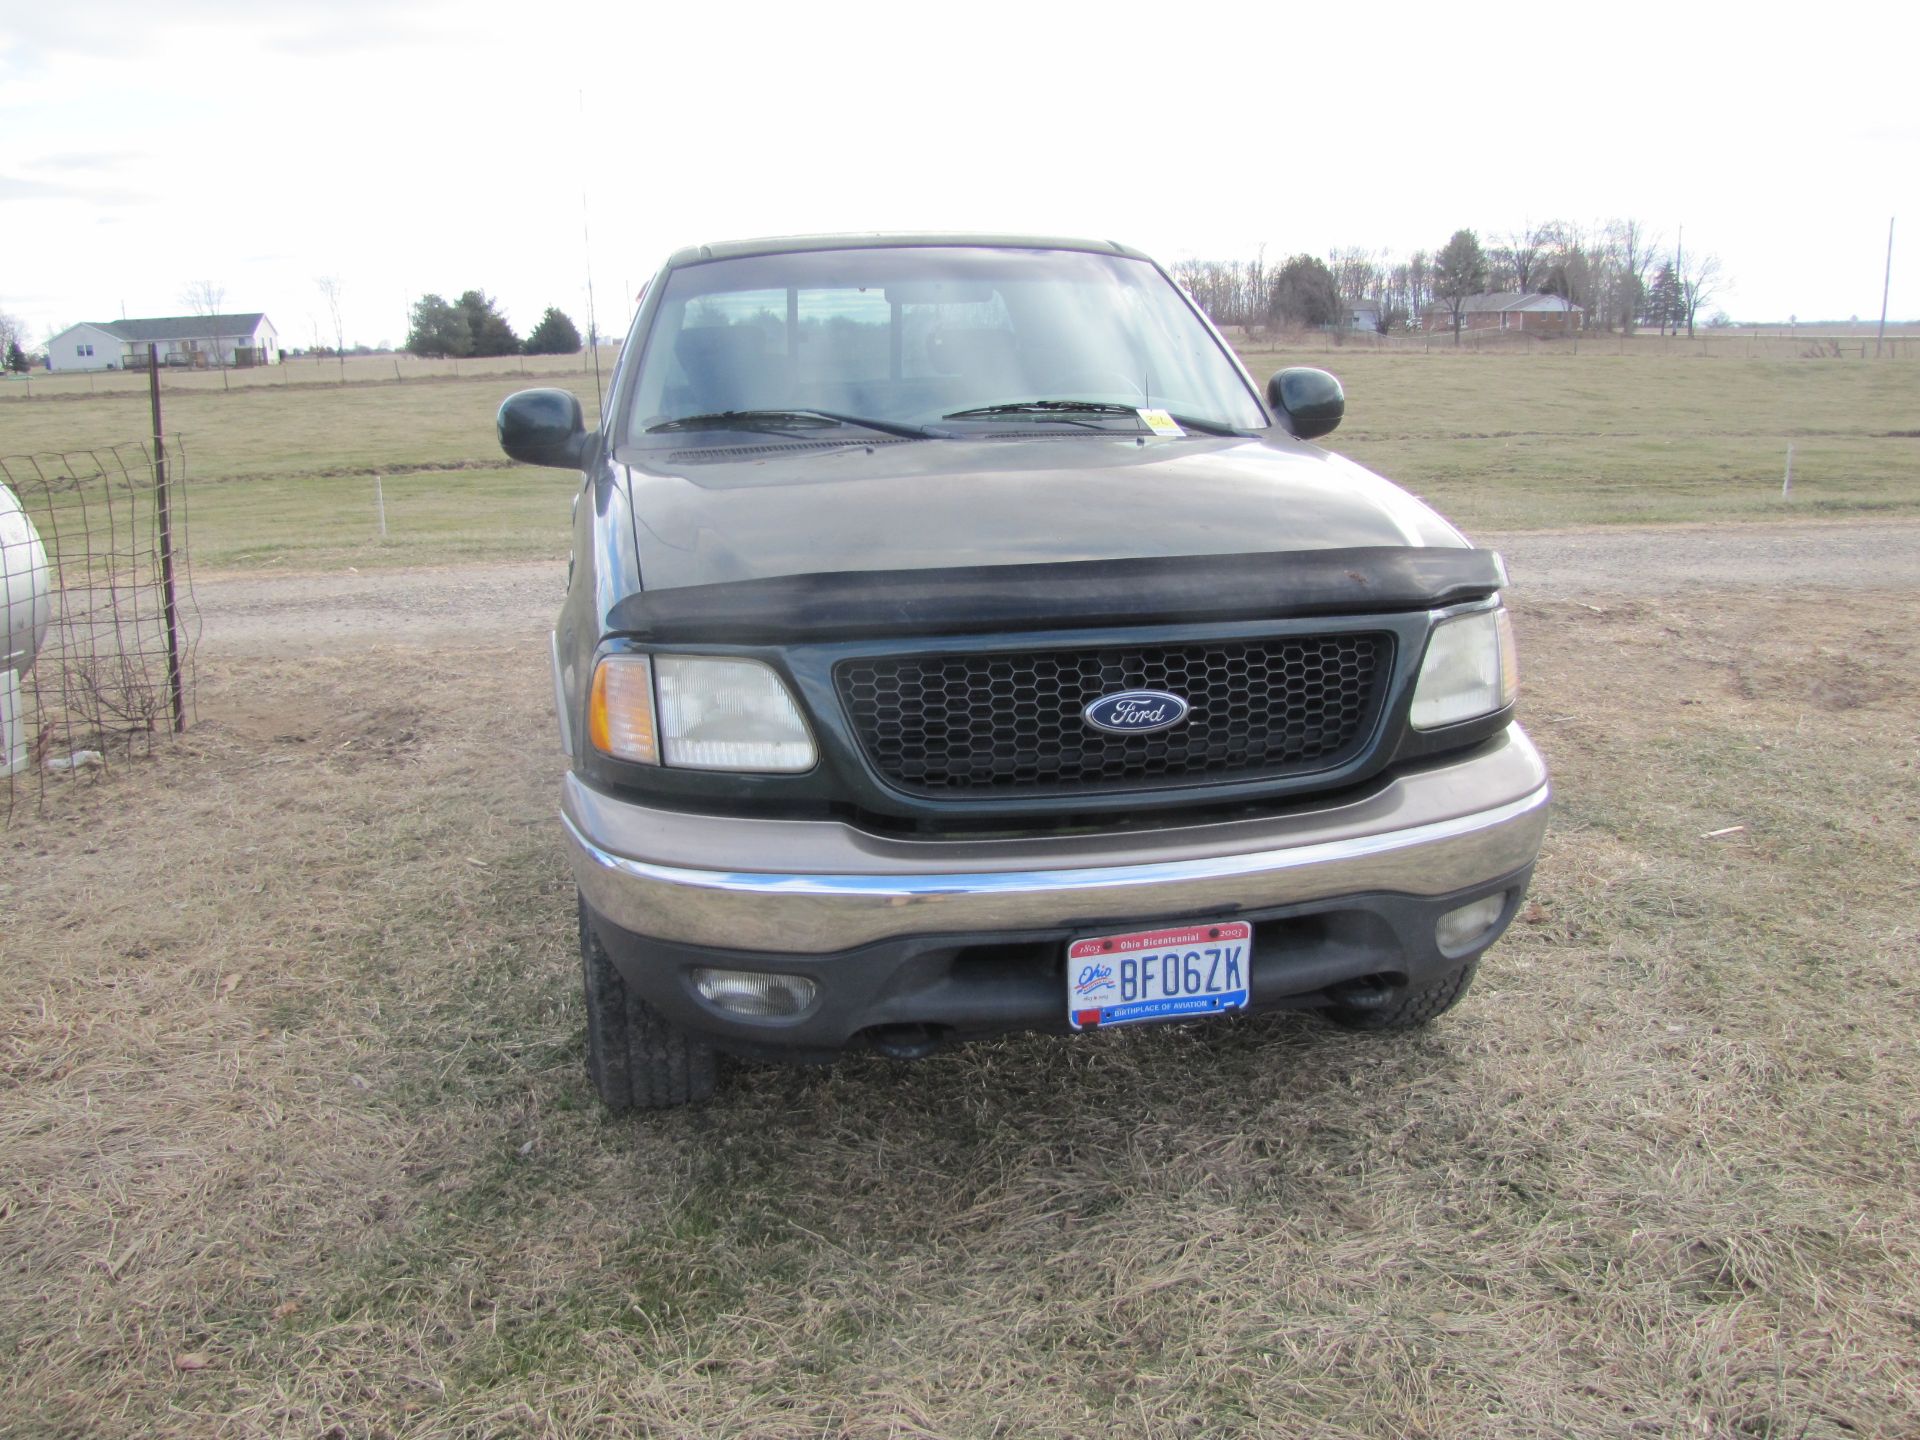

[404,292,582,358]
[1172,221,1724,339]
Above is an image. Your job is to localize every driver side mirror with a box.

[1266,367,1345,441]
[498,388,591,469]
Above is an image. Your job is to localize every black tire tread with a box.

[1327,958,1479,1032]
[578,897,716,1109]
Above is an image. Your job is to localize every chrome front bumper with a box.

[564,725,1549,954]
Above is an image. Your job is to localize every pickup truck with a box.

[497,233,1549,1108]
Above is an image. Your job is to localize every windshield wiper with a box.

[942,400,1142,421]
[942,399,1245,436]
[646,409,928,439]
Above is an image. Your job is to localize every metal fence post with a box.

[148,344,185,732]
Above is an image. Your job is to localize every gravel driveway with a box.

[1486,518,1920,600]
[188,518,1920,656]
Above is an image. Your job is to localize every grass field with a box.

[3,342,1915,572]
[3,585,1916,1437]
[1234,346,1918,530]
[3,339,1919,1436]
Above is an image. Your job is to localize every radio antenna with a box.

[579,89,605,421]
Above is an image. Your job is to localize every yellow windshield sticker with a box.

[1136,408,1185,437]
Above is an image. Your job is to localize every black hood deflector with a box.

[608,546,1506,644]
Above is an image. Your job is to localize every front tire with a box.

[1324,958,1479,1032]
[578,895,716,1109]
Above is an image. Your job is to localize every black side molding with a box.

[609,547,1507,645]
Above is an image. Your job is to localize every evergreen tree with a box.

[1268,255,1342,328]
[6,340,27,374]
[406,294,471,357]
[524,307,583,355]
[1642,263,1683,335]
[457,290,520,356]
[1432,229,1490,345]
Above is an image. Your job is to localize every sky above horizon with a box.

[3,1,1914,350]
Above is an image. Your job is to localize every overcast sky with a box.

[4,0,1914,349]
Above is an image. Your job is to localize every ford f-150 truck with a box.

[497,234,1549,1108]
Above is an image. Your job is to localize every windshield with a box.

[622,246,1268,443]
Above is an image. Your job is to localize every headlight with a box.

[590,653,815,772]
[1410,608,1517,730]
[656,656,815,771]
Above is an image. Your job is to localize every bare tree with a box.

[1491,225,1542,293]
[316,275,348,383]
[1679,252,1723,339]
[1607,219,1660,334]
[1534,221,1595,313]
[1170,257,1274,330]
[1383,251,1431,333]
[181,278,229,389]
[1327,246,1385,304]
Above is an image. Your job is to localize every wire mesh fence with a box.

[1,439,197,823]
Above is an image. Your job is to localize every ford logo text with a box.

[1082,689,1191,735]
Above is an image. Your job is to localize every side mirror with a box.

[498,388,590,469]
[1266,367,1345,441]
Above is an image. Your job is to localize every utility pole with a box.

[1876,217,1895,358]
[1676,225,1685,339]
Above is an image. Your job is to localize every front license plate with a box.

[1066,920,1252,1030]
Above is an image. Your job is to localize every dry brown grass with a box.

[4,584,1919,1438]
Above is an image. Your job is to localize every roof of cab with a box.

[663,232,1149,267]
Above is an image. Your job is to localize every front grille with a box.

[836,634,1392,796]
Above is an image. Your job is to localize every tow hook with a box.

[1326,978,1397,1010]
[863,1023,944,1060]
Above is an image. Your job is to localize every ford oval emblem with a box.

[1083,689,1190,735]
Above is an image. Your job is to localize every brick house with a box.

[1423,293,1584,333]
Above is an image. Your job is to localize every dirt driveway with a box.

[6,520,1918,1439]
[188,517,1920,656]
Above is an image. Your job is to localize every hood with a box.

[619,434,1466,591]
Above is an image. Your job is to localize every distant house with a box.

[1422,293,1583,333]
[45,323,125,371]
[45,314,280,371]
[1343,299,1384,333]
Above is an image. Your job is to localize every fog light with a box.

[691,967,817,1019]
[1436,894,1506,951]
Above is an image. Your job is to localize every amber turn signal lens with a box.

[588,656,659,764]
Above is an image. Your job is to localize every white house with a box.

[44,322,126,371]
[45,314,280,371]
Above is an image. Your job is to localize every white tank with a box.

[1,482,52,675]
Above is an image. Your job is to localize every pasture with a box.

[2,339,1916,571]
[2,341,1917,1437]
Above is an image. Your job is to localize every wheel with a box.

[578,894,716,1109]
[1324,958,1479,1032]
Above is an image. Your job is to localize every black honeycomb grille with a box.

[835,634,1392,796]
